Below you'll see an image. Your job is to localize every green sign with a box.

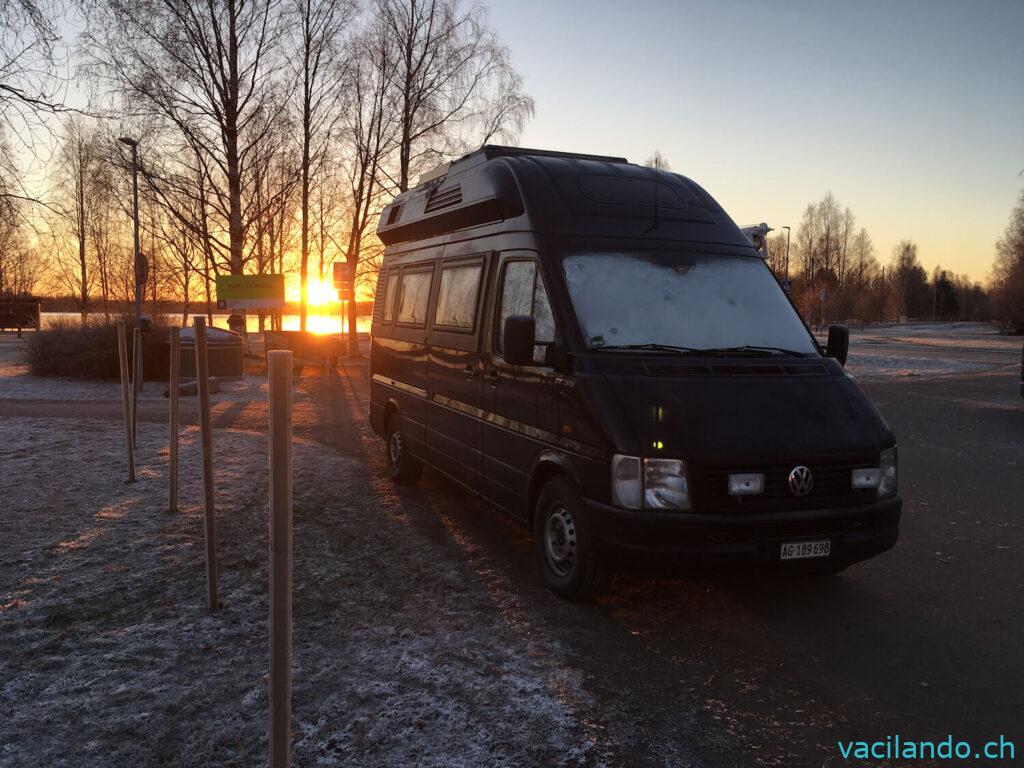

[215,274,285,309]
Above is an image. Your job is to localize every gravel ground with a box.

[0,417,603,767]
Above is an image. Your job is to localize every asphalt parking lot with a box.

[309,332,1024,767]
[3,326,1021,765]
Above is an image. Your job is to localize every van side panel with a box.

[423,253,493,491]
[369,255,439,458]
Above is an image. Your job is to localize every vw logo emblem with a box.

[788,465,814,496]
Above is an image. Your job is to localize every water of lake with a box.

[41,311,372,335]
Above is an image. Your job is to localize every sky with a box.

[485,0,1024,283]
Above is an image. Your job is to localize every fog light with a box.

[728,473,764,495]
[851,467,881,490]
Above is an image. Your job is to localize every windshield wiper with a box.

[593,343,807,357]
[593,343,703,354]
[698,345,808,357]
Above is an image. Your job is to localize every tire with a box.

[534,476,610,601]
[385,413,422,485]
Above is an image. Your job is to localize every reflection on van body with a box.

[369,146,901,600]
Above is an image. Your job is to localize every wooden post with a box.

[117,321,136,482]
[268,350,293,768]
[131,325,142,443]
[195,316,219,610]
[168,329,180,514]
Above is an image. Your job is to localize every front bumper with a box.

[586,496,901,570]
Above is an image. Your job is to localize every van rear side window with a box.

[397,269,433,326]
[434,263,482,329]
[382,271,399,322]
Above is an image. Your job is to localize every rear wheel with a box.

[385,413,422,485]
[534,477,610,600]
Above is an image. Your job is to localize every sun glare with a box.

[306,277,338,307]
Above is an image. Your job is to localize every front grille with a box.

[700,459,877,512]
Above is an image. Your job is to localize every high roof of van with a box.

[376,145,752,250]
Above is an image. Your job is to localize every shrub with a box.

[24,317,171,380]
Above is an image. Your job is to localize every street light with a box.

[119,136,144,443]
[119,136,142,323]
[781,225,791,282]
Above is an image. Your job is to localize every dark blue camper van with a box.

[369,146,901,600]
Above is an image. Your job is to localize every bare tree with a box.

[642,150,671,171]
[991,184,1024,332]
[334,26,400,354]
[375,0,532,192]
[1,0,66,207]
[81,0,285,274]
[51,118,101,323]
[290,0,355,331]
[0,196,44,295]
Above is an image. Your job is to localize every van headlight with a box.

[878,446,898,498]
[611,454,642,510]
[611,455,690,511]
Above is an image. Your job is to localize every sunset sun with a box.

[306,277,338,308]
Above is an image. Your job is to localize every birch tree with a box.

[375,0,533,192]
[81,0,285,274]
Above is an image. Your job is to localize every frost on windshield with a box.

[562,253,818,352]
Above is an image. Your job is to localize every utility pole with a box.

[781,226,791,281]
[119,136,142,323]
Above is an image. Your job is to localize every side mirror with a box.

[503,315,535,366]
[826,324,849,366]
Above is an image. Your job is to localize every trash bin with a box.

[227,313,247,338]
[173,325,245,381]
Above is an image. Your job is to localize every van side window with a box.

[396,268,433,326]
[382,270,400,323]
[496,259,555,364]
[434,262,483,329]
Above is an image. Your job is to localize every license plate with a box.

[780,539,831,561]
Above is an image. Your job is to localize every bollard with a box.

[117,321,136,482]
[194,317,219,610]
[131,326,142,443]
[169,329,180,514]
[268,350,293,768]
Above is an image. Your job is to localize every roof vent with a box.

[424,185,463,213]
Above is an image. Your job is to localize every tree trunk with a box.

[225,0,244,275]
[299,125,310,332]
[76,152,88,326]
[346,258,360,357]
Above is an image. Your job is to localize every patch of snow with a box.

[846,354,990,379]
[0,416,601,766]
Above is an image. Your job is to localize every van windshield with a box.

[562,252,818,354]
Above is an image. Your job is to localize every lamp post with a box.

[119,136,144,441]
[781,225,791,282]
[119,136,142,323]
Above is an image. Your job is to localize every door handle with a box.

[463,365,475,381]
[486,369,499,388]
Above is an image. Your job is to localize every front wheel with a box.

[534,477,610,601]
[385,413,422,485]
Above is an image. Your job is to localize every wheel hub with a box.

[390,430,403,465]
[544,504,577,577]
